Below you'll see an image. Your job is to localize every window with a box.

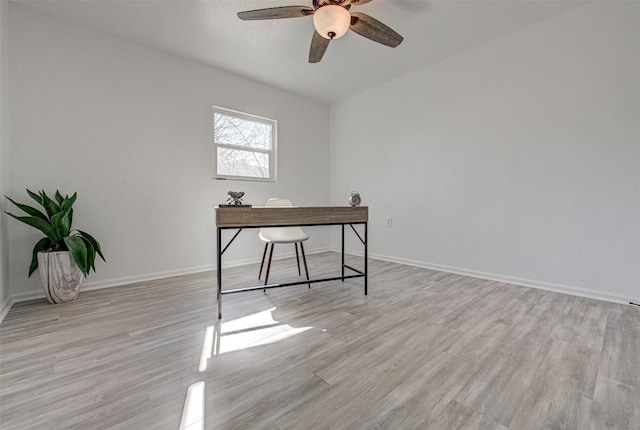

[213,106,276,182]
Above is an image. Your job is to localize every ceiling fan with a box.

[237,0,403,63]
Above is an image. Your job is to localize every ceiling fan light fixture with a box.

[313,5,351,40]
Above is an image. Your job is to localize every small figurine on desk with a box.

[226,191,245,206]
[219,191,251,208]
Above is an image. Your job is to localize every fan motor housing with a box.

[315,0,353,8]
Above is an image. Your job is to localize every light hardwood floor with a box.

[1,252,638,429]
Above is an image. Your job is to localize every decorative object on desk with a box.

[4,189,106,303]
[226,191,245,206]
[348,191,361,207]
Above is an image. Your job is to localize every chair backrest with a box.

[259,198,308,243]
[265,198,293,207]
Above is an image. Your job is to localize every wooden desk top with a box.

[215,206,368,227]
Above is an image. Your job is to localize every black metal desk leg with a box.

[341,224,345,282]
[217,227,222,319]
[364,222,368,295]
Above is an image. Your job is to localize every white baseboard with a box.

[0,297,14,323]
[4,247,634,323]
[337,248,635,305]
[5,247,332,310]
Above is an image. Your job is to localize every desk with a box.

[215,206,368,319]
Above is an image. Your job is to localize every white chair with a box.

[259,198,310,287]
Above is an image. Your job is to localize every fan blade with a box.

[237,6,314,20]
[309,30,330,63]
[351,0,373,5]
[350,12,403,48]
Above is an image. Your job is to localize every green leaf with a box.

[77,230,105,261]
[27,189,43,206]
[64,236,88,275]
[80,236,96,273]
[55,190,64,205]
[41,190,62,218]
[4,196,48,221]
[29,238,52,277]
[51,211,71,239]
[68,208,73,227]
[5,212,58,241]
[61,192,77,212]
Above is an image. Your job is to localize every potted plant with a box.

[4,189,105,303]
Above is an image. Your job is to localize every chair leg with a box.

[259,243,268,279]
[300,242,310,288]
[264,243,275,288]
[295,243,301,276]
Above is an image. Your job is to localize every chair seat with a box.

[258,198,310,287]
[259,227,309,244]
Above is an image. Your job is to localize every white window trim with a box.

[213,106,277,183]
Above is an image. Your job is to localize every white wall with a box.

[6,1,639,308]
[0,0,10,318]
[7,3,330,301]
[330,2,640,303]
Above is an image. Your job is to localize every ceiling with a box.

[15,0,585,103]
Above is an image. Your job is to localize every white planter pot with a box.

[37,251,85,304]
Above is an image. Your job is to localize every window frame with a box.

[212,106,277,183]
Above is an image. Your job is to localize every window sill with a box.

[214,176,276,183]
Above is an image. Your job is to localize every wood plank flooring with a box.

[0,252,638,429]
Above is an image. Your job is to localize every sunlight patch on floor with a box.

[199,326,215,372]
[199,307,312,371]
[179,381,204,430]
